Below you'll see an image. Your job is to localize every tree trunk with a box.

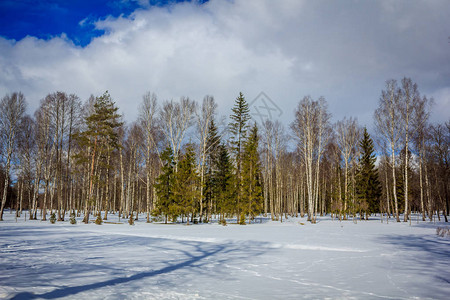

[391,148,400,222]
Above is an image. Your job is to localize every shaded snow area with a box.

[1,212,449,299]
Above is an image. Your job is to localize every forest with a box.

[0,77,448,225]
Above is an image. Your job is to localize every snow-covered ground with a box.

[1,211,449,299]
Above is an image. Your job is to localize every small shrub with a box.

[49,213,56,224]
[239,213,246,225]
[218,218,227,226]
[151,215,164,223]
[128,213,135,226]
[95,213,103,225]
[70,213,77,225]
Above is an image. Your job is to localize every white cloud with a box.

[0,0,449,129]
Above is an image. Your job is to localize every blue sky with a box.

[0,1,207,46]
[0,0,449,128]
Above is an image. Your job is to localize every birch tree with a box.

[291,96,330,223]
[412,95,432,221]
[374,80,402,222]
[159,97,196,170]
[0,92,26,221]
[139,92,161,222]
[335,117,361,217]
[195,95,217,220]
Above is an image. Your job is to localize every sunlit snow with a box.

[1,211,449,299]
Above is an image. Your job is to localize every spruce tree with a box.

[154,147,176,223]
[213,144,235,224]
[50,212,56,224]
[241,123,263,223]
[356,128,381,218]
[174,144,200,224]
[229,92,251,222]
[204,119,221,220]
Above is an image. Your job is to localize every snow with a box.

[1,211,449,299]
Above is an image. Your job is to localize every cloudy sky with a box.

[0,0,449,130]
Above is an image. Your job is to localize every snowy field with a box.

[1,211,449,300]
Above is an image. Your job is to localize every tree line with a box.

[0,77,448,224]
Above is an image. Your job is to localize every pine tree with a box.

[174,144,200,224]
[229,92,251,222]
[241,123,263,223]
[356,128,381,218]
[73,91,122,224]
[154,147,176,223]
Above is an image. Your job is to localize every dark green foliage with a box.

[241,124,263,222]
[239,212,246,225]
[70,213,77,224]
[154,147,176,223]
[173,144,200,224]
[74,91,123,165]
[229,92,251,222]
[95,213,103,225]
[356,128,382,216]
[50,212,56,224]
[73,91,123,224]
[204,119,220,212]
[213,144,236,221]
[229,92,251,157]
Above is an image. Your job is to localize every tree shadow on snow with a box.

[379,234,450,285]
[7,233,266,300]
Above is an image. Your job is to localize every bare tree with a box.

[124,123,143,218]
[139,92,161,222]
[291,96,330,223]
[16,115,35,217]
[374,80,402,222]
[335,117,361,218]
[0,92,26,221]
[159,97,196,170]
[195,95,217,220]
[429,122,449,222]
[412,95,432,221]
[261,120,275,217]
[399,78,420,222]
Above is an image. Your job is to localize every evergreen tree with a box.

[174,144,200,224]
[50,212,56,224]
[229,92,251,221]
[241,123,263,223]
[69,213,77,225]
[356,128,381,218]
[154,147,176,223]
[213,144,235,223]
[204,119,221,219]
[73,91,123,224]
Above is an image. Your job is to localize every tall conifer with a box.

[356,128,381,218]
[241,123,263,223]
[229,92,251,222]
[213,144,235,223]
[73,91,122,223]
[174,144,200,224]
[154,147,176,223]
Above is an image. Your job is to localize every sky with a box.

[0,0,449,131]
